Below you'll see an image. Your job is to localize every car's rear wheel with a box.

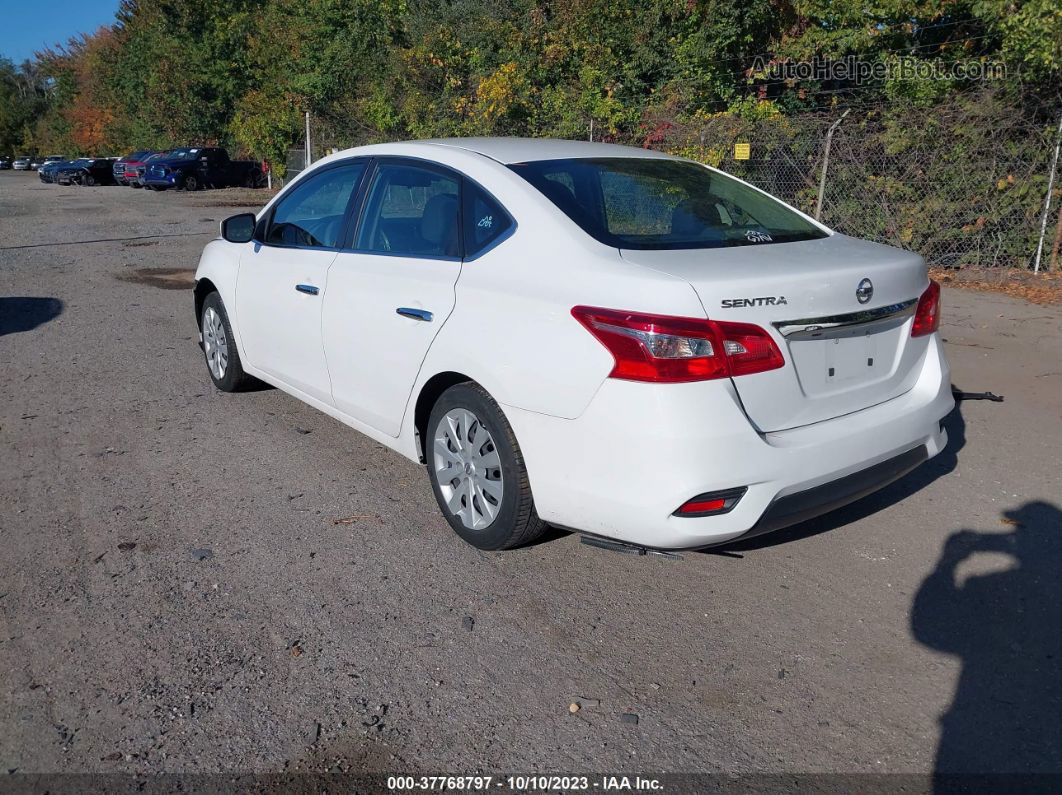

[426,383,546,550]
[200,292,251,392]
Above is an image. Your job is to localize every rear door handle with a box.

[396,307,433,322]
[295,284,319,296]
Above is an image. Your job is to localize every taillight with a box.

[911,280,941,337]
[571,306,784,383]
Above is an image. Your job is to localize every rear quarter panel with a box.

[404,148,708,421]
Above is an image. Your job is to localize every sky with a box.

[0,0,120,64]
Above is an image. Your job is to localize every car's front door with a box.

[235,161,366,403]
[323,159,463,436]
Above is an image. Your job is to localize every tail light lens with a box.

[911,280,941,337]
[571,306,784,383]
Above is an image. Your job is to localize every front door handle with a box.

[295,284,319,296]
[396,307,433,322]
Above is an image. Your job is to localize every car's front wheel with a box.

[200,292,252,392]
[427,383,546,550]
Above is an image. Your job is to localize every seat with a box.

[419,193,460,256]
[670,198,723,237]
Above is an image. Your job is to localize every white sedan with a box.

[193,138,952,551]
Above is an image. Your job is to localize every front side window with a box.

[266,163,365,249]
[355,163,460,258]
[509,158,827,250]
[463,182,513,258]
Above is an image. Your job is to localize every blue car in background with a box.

[141,146,261,191]
[39,158,76,183]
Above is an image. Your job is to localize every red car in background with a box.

[113,150,156,186]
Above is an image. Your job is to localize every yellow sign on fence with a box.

[734,143,751,160]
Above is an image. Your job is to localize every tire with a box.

[183,174,198,191]
[200,292,252,392]
[426,383,547,550]
[83,174,95,186]
[131,183,142,189]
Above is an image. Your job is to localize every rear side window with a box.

[266,163,365,248]
[355,163,461,258]
[463,182,513,258]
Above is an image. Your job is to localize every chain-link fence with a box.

[292,100,1062,270]
[655,106,1060,270]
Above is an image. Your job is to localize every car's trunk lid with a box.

[620,234,931,432]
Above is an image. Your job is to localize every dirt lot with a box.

[1,171,1060,787]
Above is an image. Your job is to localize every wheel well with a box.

[413,372,474,462]
[193,278,217,328]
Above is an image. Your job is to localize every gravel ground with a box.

[1,171,1060,787]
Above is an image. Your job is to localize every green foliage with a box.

[3,0,1057,166]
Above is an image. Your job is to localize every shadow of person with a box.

[0,296,63,337]
[911,501,1062,780]
[725,397,966,552]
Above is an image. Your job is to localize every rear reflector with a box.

[674,487,747,517]
[911,280,941,337]
[572,306,784,383]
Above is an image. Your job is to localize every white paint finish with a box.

[194,137,954,548]
[323,252,460,436]
[621,234,934,431]
[234,244,336,403]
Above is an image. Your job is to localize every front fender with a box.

[193,239,248,360]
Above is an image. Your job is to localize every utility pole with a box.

[305,110,312,171]
[1033,110,1062,273]
[815,108,850,221]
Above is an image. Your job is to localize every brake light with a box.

[911,280,941,337]
[571,306,784,383]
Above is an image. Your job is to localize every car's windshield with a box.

[509,157,828,250]
[166,148,203,161]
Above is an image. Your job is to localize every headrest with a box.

[670,198,722,237]
[420,193,459,254]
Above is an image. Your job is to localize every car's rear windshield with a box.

[508,157,828,250]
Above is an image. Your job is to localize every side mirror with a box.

[221,213,256,244]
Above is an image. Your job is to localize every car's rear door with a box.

[235,160,367,403]
[322,158,464,436]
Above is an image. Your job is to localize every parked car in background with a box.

[194,138,951,551]
[128,151,170,187]
[113,150,155,185]
[143,147,262,191]
[13,157,31,170]
[0,156,12,169]
[57,158,117,186]
[38,159,75,183]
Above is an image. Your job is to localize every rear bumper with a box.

[740,444,928,541]
[503,334,952,549]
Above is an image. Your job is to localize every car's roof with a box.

[416,137,676,165]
